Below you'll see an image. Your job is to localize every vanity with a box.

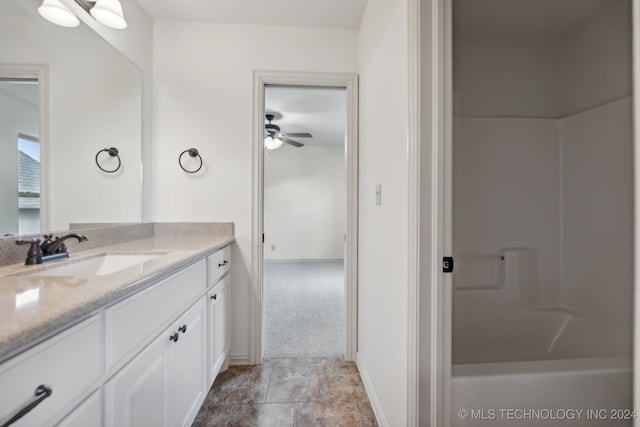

[1,1,232,424]
[0,223,233,427]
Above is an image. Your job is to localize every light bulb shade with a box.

[90,0,127,29]
[264,136,283,151]
[38,0,80,28]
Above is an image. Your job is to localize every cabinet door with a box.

[214,281,228,369]
[173,298,207,427]
[105,328,172,427]
[207,276,229,385]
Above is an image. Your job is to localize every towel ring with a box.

[95,147,121,173]
[179,148,203,173]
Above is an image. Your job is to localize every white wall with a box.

[357,0,409,424]
[264,144,345,261]
[62,0,155,222]
[560,98,633,335]
[0,91,38,234]
[453,36,561,118]
[558,1,632,116]
[0,15,142,231]
[152,21,358,362]
[453,1,632,119]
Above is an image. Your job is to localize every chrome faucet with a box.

[15,233,88,265]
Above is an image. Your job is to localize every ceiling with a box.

[135,0,368,29]
[454,0,626,39]
[0,0,37,16]
[265,86,346,147]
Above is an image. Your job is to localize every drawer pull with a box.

[169,333,179,343]
[178,324,187,334]
[218,260,229,267]
[211,294,217,301]
[2,385,52,427]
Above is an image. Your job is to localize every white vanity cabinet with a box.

[207,275,230,385]
[104,298,207,427]
[104,259,208,427]
[104,260,207,371]
[0,315,102,427]
[1,243,232,427]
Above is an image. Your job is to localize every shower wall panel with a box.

[453,117,561,305]
[560,98,633,335]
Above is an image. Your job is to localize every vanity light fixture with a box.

[38,0,127,30]
[38,0,80,28]
[88,0,127,29]
[264,135,283,151]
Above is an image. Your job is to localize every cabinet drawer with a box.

[0,316,102,427]
[56,390,102,427]
[105,260,206,369]
[208,245,231,286]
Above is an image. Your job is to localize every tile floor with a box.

[193,357,378,427]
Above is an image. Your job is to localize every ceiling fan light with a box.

[90,0,127,29]
[264,136,283,151]
[38,0,80,28]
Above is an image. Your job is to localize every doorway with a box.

[262,85,347,358]
[448,0,634,426]
[252,71,358,364]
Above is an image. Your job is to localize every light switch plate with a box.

[376,183,382,206]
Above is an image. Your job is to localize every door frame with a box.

[251,70,359,364]
[408,0,451,424]
[632,1,640,422]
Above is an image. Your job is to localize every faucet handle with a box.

[15,238,43,265]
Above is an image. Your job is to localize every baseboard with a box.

[263,258,344,263]
[229,353,251,366]
[356,353,389,427]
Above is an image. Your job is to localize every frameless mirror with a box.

[0,0,142,237]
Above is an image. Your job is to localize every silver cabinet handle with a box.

[218,260,229,267]
[1,385,52,427]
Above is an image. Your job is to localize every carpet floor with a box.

[263,260,345,358]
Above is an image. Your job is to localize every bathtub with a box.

[451,357,631,427]
[451,310,632,427]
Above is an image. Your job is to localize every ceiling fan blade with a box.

[281,132,312,138]
[281,137,304,147]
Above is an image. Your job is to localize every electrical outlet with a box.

[271,244,276,251]
[376,183,382,206]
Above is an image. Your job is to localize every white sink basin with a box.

[21,252,167,277]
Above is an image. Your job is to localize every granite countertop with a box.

[0,234,234,364]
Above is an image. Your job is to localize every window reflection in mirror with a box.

[0,78,40,236]
[18,134,41,235]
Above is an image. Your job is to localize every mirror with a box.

[0,0,142,236]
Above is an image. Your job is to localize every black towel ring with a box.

[95,147,121,173]
[179,148,203,173]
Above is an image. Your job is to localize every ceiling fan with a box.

[264,113,312,150]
